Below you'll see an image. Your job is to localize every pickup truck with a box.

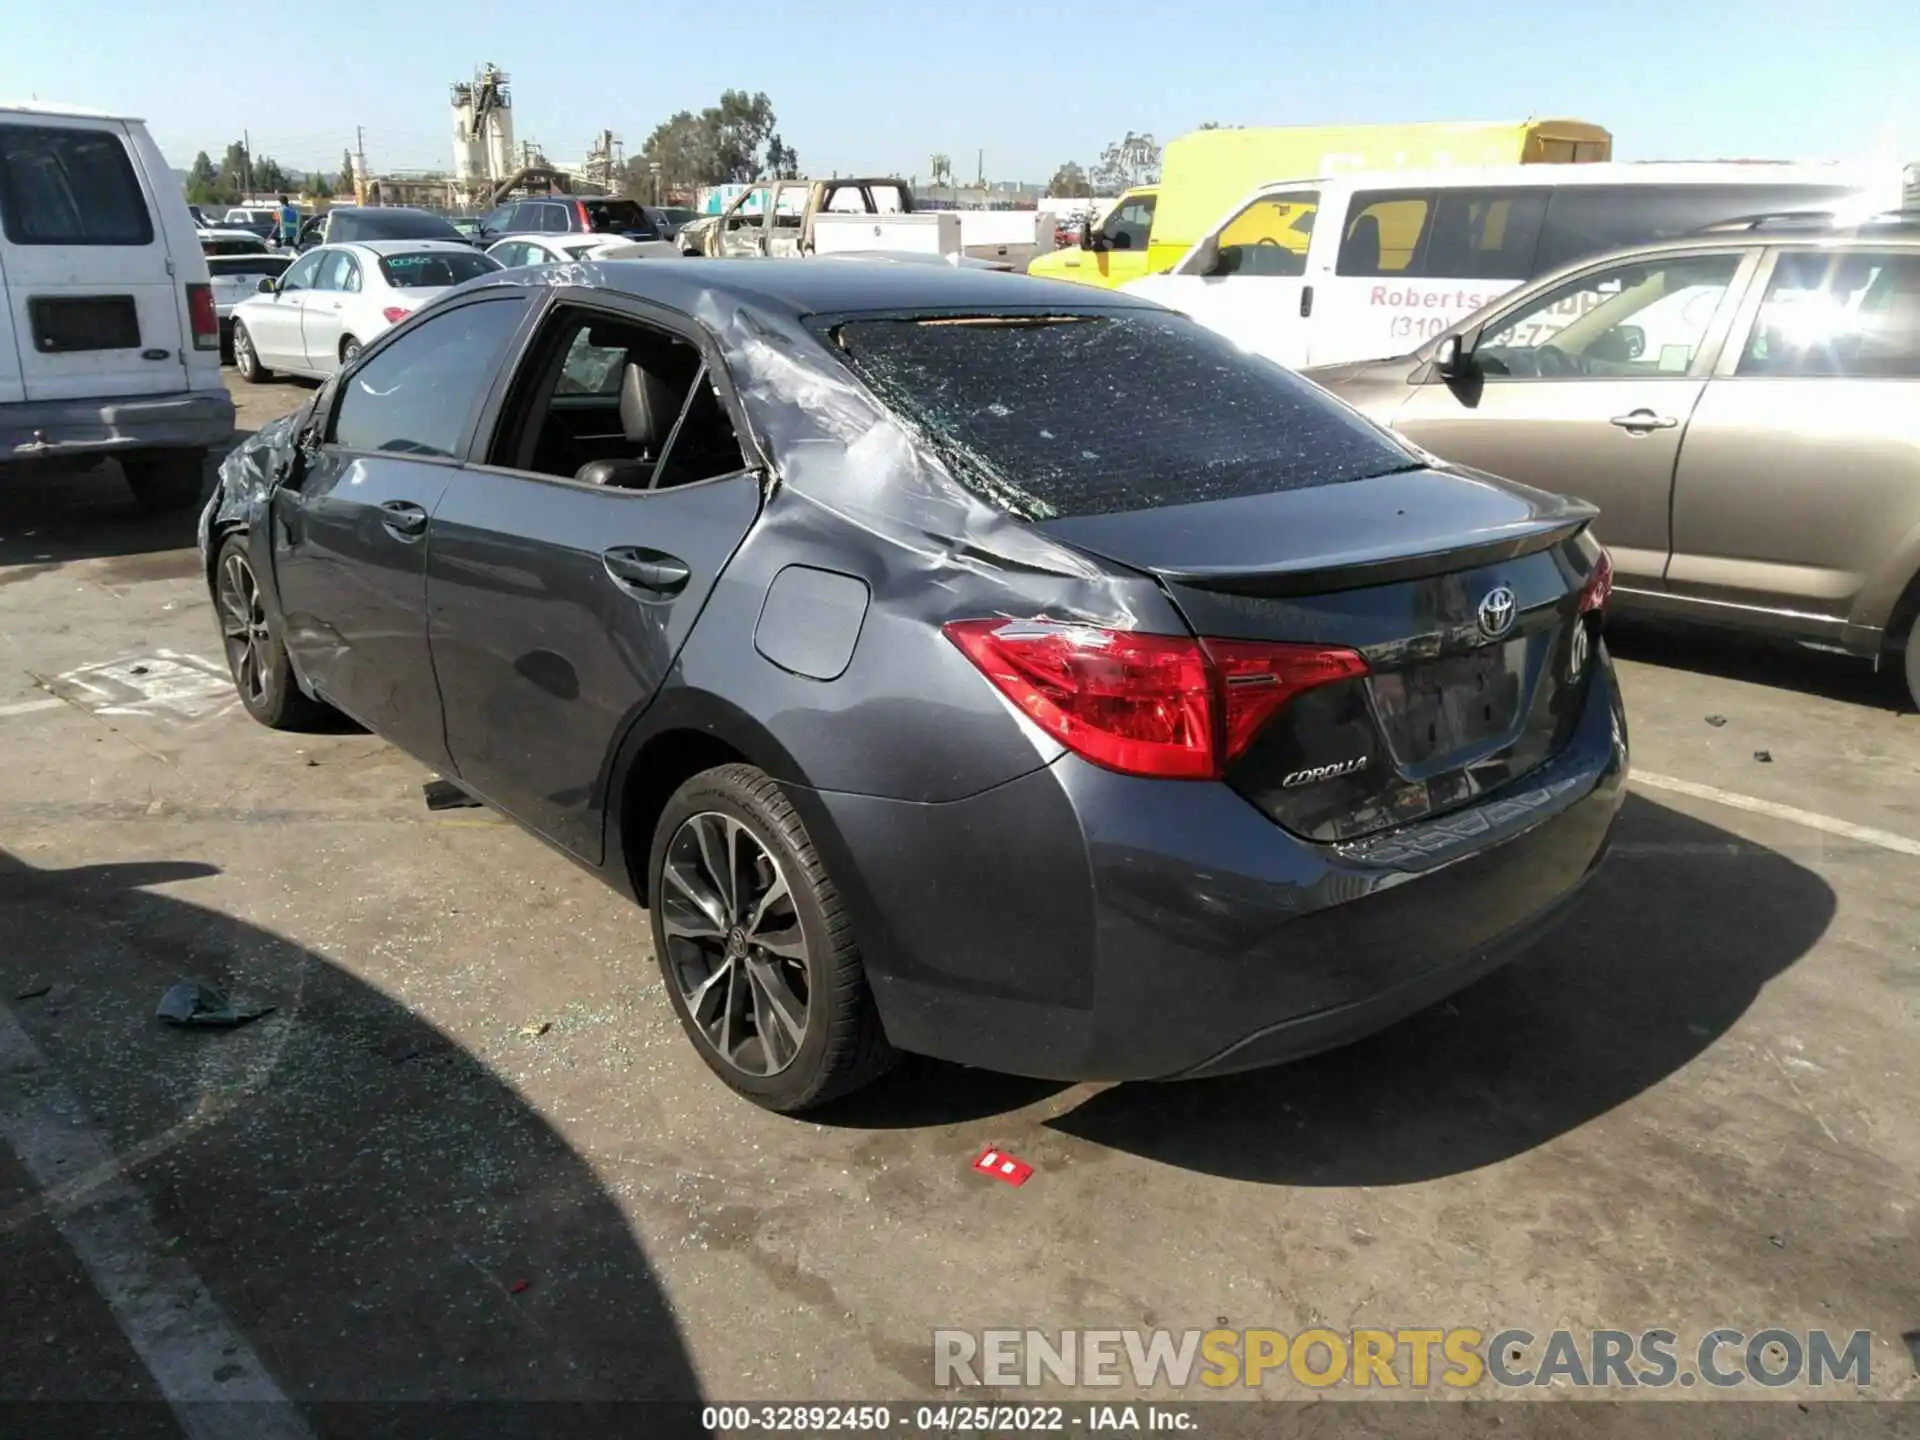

[680,178,913,258]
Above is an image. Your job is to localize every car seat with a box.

[575,362,679,488]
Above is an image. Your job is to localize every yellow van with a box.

[1027,186,1159,289]
[1030,121,1610,290]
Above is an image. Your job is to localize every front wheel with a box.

[232,321,271,383]
[340,336,362,366]
[214,535,329,730]
[1902,618,1920,713]
[647,764,897,1111]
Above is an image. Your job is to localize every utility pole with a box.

[355,126,368,205]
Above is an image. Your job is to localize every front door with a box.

[1130,187,1321,367]
[270,292,532,768]
[300,248,361,373]
[425,299,763,861]
[244,248,324,370]
[716,186,772,259]
[1390,248,1753,589]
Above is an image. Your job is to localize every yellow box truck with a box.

[1029,119,1610,290]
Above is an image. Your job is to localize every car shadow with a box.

[0,433,256,573]
[1607,615,1906,711]
[1041,795,1834,1185]
[0,848,702,1423]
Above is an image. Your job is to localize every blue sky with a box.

[3,0,1915,183]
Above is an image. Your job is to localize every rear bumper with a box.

[2,390,235,465]
[795,652,1628,1082]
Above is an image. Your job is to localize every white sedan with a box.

[228,241,503,383]
[484,232,678,267]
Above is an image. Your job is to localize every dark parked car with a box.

[200,263,1627,1111]
[644,204,698,240]
[297,206,472,251]
[478,195,662,243]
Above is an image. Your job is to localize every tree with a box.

[340,149,357,202]
[625,91,800,195]
[309,171,333,200]
[1089,131,1161,192]
[253,155,291,195]
[1047,161,1091,197]
[215,141,250,200]
[184,150,223,205]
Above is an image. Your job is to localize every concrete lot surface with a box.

[0,375,1915,1430]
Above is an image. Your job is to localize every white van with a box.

[0,102,234,511]
[1124,162,1903,370]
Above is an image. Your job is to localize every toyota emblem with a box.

[1477,585,1517,639]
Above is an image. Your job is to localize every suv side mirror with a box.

[256,277,277,295]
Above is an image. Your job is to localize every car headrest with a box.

[619,362,679,449]
[1347,214,1382,269]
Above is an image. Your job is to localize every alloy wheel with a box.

[342,338,361,364]
[659,811,811,1076]
[216,550,272,706]
[234,326,254,375]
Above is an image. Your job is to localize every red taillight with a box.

[381,306,412,325]
[185,283,218,350]
[943,618,1367,780]
[577,201,592,230]
[1205,638,1372,762]
[1579,547,1614,616]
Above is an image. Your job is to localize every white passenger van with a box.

[1124,162,1902,370]
[1,102,233,511]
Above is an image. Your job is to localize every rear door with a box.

[270,292,532,769]
[300,248,360,372]
[0,116,186,399]
[1389,247,1756,590]
[1668,246,1920,629]
[425,296,764,861]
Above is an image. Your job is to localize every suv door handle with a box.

[1609,409,1679,433]
[379,500,429,538]
[603,547,690,596]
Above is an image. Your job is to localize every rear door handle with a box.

[603,546,690,596]
[380,500,429,538]
[1609,409,1679,433]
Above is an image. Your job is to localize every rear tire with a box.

[231,321,271,383]
[122,453,208,514]
[647,763,898,1112]
[340,336,362,365]
[213,534,328,730]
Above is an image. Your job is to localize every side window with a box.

[1336,191,1432,276]
[0,124,154,246]
[1740,250,1920,379]
[1535,185,1860,275]
[1104,194,1156,251]
[1204,191,1318,277]
[329,297,529,456]
[484,205,515,233]
[540,203,570,233]
[1422,190,1548,281]
[490,305,749,489]
[726,190,767,231]
[314,251,355,291]
[341,256,362,294]
[278,251,325,292]
[1476,253,1742,380]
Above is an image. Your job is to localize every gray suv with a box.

[1306,214,1920,706]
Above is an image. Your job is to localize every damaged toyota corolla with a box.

[200,260,1627,1111]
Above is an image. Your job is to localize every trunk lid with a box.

[1033,467,1606,842]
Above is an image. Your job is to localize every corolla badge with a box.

[1477,584,1518,639]
[1282,756,1369,788]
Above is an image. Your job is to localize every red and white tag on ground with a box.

[971,1146,1034,1187]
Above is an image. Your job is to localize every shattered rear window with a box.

[824,310,1418,520]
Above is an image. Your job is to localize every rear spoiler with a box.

[1159,516,1593,598]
